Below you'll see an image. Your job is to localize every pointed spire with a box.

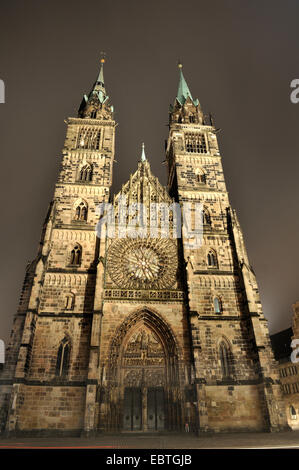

[176,62,199,107]
[87,53,108,103]
[91,55,107,102]
[140,142,147,162]
[96,56,105,89]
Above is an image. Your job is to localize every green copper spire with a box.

[91,57,106,103]
[176,63,199,107]
[88,57,109,104]
[140,142,146,162]
[96,57,105,88]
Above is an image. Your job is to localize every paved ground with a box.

[0,431,298,449]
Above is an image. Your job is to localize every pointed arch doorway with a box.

[122,325,166,431]
[107,309,181,432]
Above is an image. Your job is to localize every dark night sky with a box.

[0,0,299,344]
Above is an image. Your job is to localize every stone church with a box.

[0,59,289,435]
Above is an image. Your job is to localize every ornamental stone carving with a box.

[107,238,178,290]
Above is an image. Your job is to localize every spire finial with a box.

[141,142,146,162]
[100,51,106,64]
[178,59,183,69]
[97,52,106,86]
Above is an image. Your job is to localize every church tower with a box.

[0,58,116,434]
[0,60,289,436]
[165,63,289,432]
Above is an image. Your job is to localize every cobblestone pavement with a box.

[0,431,298,449]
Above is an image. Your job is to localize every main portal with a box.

[123,386,165,431]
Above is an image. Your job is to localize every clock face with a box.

[106,238,177,290]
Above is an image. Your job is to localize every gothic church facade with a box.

[0,60,289,435]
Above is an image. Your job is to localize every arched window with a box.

[74,201,88,221]
[197,173,206,184]
[78,128,92,149]
[290,405,297,420]
[189,115,195,123]
[79,164,92,182]
[213,297,222,314]
[95,130,101,149]
[219,341,233,378]
[185,133,207,154]
[202,209,211,226]
[77,128,100,150]
[55,338,70,377]
[64,293,75,311]
[81,206,87,220]
[207,250,218,268]
[70,244,82,266]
